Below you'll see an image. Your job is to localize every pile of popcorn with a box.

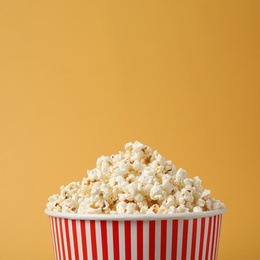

[47,141,225,214]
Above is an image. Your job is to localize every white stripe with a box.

[208,217,214,260]
[211,219,215,260]
[54,218,60,260]
[50,217,57,260]
[155,220,161,260]
[107,221,114,260]
[68,220,75,260]
[186,219,193,259]
[211,217,217,260]
[85,220,92,260]
[62,219,69,260]
[96,221,103,260]
[214,215,220,260]
[202,217,209,260]
[76,220,83,260]
[212,216,218,260]
[143,221,149,260]
[166,219,173,260]
[131,221,137,260]
[215,215,222,260]
[119,221,125,260]
[57,218,64,260]
[195,218,201,260]
[177,220,183,260]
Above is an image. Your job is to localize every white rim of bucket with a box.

[45,207,226,221]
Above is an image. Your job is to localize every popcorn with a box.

[193,206,203,213]
[150,184,164,201]
[46,141,225,214]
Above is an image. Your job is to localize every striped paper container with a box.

[45,208,226,260]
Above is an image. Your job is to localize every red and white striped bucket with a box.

[45,208,226,260]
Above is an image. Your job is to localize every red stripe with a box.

[80,220,88,260]
[64,219,72,260]
[54,217,62,260]
[171,220,178,260]
[182,220,189,260]
[161,220,167,260]
[90,220,98,260]
[59,218,66,259]
[199,218,206,260]
[51,217,58,260]
[112,221,120,260]
[191,219,197,260]
[137,221,143,260]
[101,221,108,260]
[149,221,155,260]
[125,221,131,260]
[205,217,213,260]
[72,220,79,260]
[210,216,217,260]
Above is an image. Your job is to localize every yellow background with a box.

[0,1,259,259]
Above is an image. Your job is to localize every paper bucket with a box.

[45,208,226,260]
